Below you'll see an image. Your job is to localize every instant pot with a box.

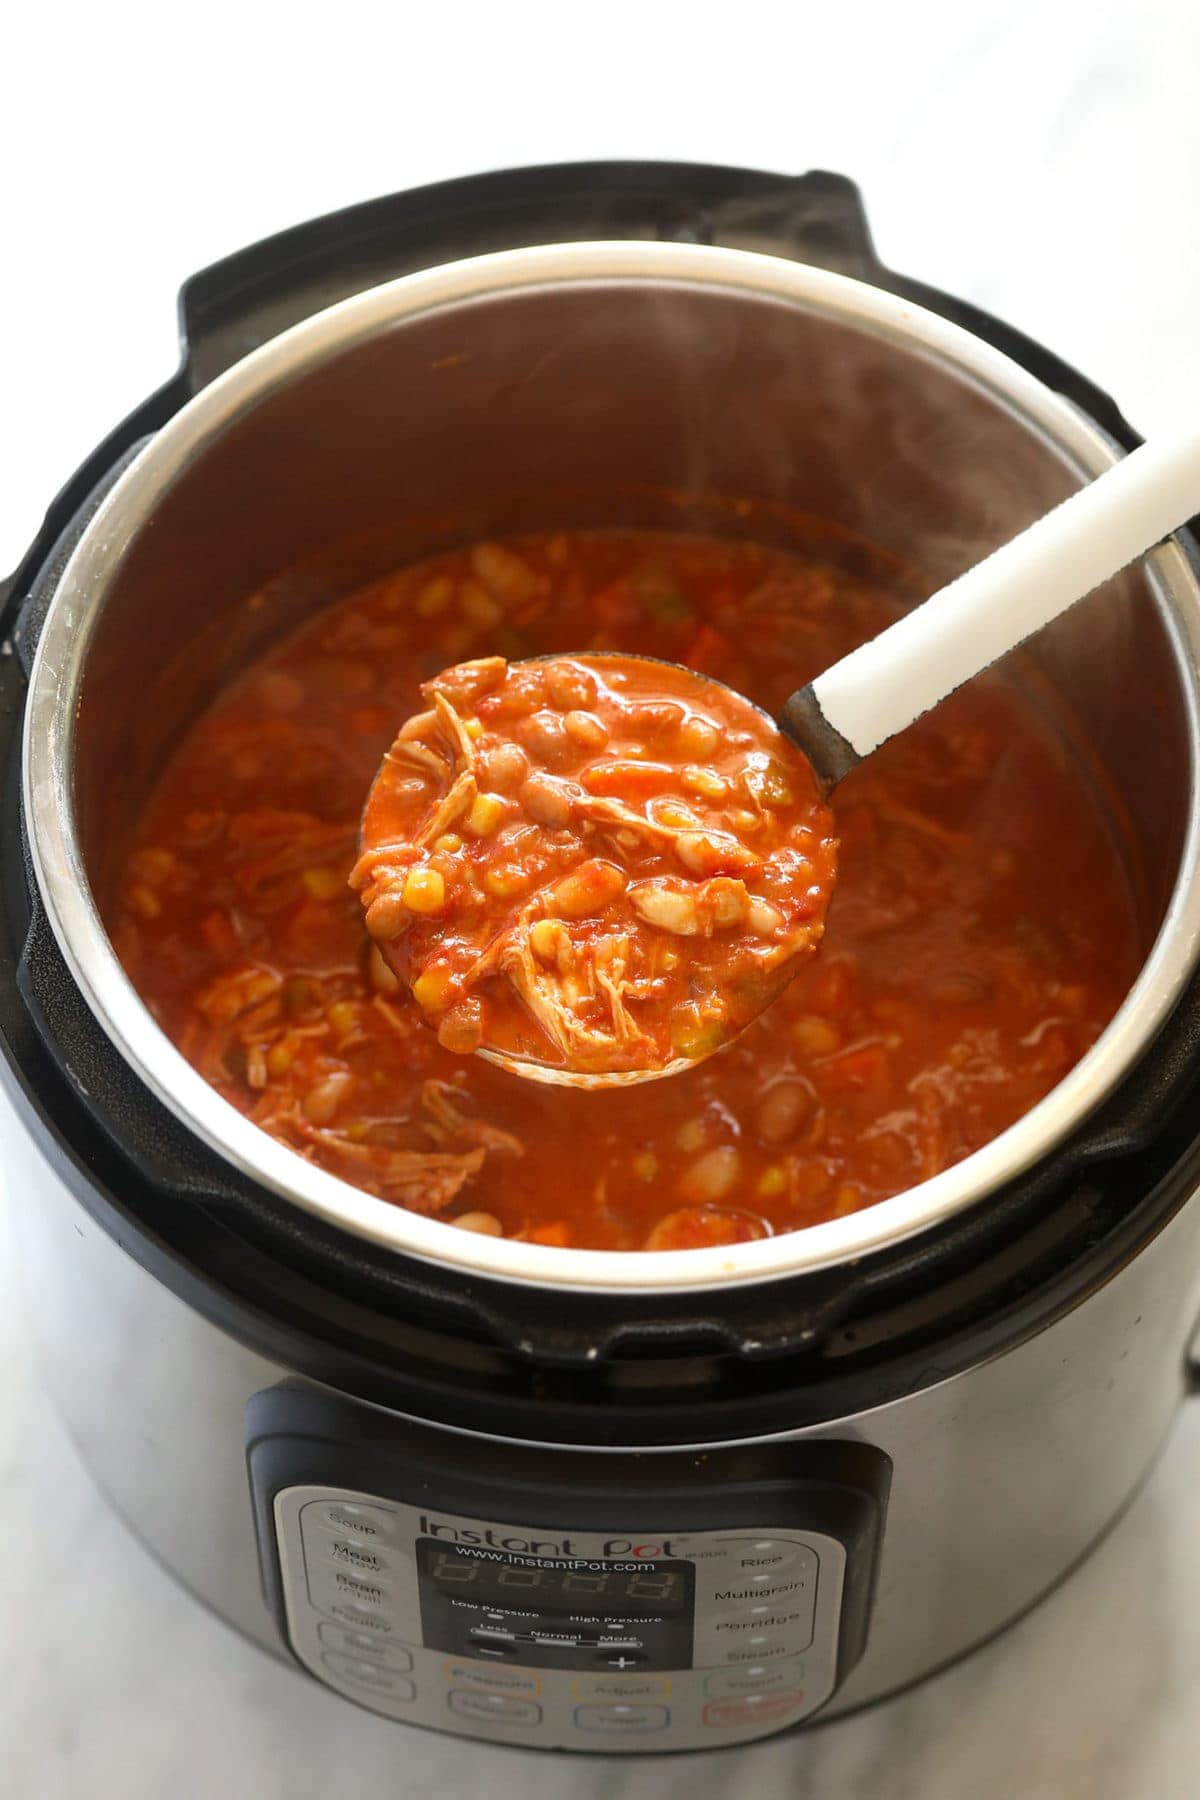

[6,161,1200,1754]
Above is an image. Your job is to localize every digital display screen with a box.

[418,1545,690,1616]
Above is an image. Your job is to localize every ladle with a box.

[363,426,1200,1087]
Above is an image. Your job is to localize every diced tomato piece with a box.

[590,579,643,630]
[683,623,733,676]
[517,1220,573,1246]
[642,1206,767,1251]
[818,1043,890,1092]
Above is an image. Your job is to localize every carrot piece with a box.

[683,623,733,675]
[581,760,679,798]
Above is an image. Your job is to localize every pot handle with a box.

[176,163,889,389]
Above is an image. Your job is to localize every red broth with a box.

[109,529,1140,1251]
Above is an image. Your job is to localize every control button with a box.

[329,1570,391,1606]
[445,1660,541,1697]
[531,1633,579,1649]
[718,1638,797,1664]
[320,1652,415,1700]
[467,1630,520,1659]
[594,1650,648,1671]
[713,1610,812,1645]
[703,1690,805,1729]
[709,1576,810,1611]
[321,1538,390,1576]
[574,1673,671,1702]
[317,1625,412,1668]
[715,1538,812,1575]
[328,1603,397,1633]
[574,1703,670,1735]
[704,1660,805,1698]
[305,1500,397,1543]
[449,1689,542,1727]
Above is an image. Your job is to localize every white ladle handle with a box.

[785,426,1200,786]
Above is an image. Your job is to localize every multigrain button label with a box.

[712,1580,803,1603]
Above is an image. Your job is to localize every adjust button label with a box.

[574,1673,671,1702]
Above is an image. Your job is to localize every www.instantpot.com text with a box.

[418,1518,677,1561]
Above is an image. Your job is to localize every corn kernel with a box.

[127,883,161,920]
[675,1118,707,1153]
[434,833,463,853]
[459,579,502,627]
[302,865,344,901]
[633,1152,659,1183]
[266,1040,294,1077]
[757,1164,788,1198]
[792,1015,841,1057]
[327,1001,358,1038]
[464,716,485,741]
[129,847,176,886]
[412,965,454,1012]
[403,867,447,914]
[465,793,507,837]
[416,575,454,616]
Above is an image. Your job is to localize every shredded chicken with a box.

[419,1079,524,1157]
[291,1120,486,1212]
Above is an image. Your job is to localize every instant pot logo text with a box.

[418,1518,677,1560]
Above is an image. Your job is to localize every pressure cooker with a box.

[5,161,1200,1754]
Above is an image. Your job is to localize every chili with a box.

[109,528,1140,1252]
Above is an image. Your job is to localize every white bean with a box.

[678,1145,742,1204]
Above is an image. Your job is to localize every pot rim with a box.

[22,240,1200,1293]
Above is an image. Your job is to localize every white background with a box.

[5,3,1200,1795]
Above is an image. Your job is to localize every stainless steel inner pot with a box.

[23,242,1200,1292]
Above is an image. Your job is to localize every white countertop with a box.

[5,3,1200,1793]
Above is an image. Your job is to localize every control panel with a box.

[274,1485,846,1750]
